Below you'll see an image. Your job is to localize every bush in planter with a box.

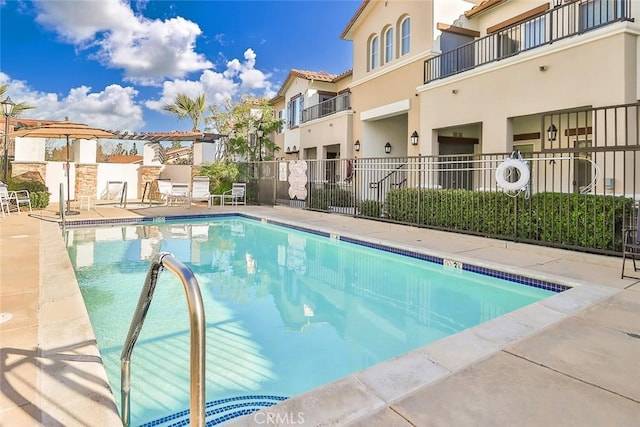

[7,181,50,209]
[359,199,381,218]
[309,188,330,210]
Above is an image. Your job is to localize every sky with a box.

[0,0,360,134]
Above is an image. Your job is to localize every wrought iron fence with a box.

[243,145,640,255]
[424,0,632,84]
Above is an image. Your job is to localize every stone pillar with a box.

[75,164,98,199]
[139,166,163,201]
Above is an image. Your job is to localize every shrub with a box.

[198,162,240,195]
[359,200,381,218]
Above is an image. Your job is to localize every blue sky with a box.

[0,0,360,133]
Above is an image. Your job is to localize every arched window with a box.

[370,35,379,70]
[400,17,410,55]
[384,27,393,63]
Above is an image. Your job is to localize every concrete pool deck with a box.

[1,203,639,426]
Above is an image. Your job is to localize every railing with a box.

[367,160,408,205]
[119,181,128,208]
[59,183,65,234]
[301,93,351,124]
[424,0,633,83]
[120,252,206,427]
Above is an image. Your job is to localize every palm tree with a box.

[162,93,206,132]
[0,84,36,117]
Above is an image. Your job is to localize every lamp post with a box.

[2,96,15,183]
[257,123,264,161]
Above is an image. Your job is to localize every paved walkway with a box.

[1,204,639,426]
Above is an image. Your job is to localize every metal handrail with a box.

[119,181,128,208]
[120,252,206,427]
[59,182,65,233]
[141,181,152,206]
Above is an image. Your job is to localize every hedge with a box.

[383,188,634,252]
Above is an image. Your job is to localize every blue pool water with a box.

[66,216,558,426]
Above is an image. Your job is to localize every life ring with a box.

[495,158,530,192]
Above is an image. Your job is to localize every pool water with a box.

[66,217,555,426]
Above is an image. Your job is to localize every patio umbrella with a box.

[12,118,115,214]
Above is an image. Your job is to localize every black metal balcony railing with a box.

[424,0,632,84]
[301,92,351,124]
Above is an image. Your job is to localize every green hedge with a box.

[309,188,354,210]
[7,181,50,209]
[383,188,634,252]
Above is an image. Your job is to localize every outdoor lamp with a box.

[2,96,15,183]
[410,131,419,145]
[292,145,297,152]
[547,124,558,142]
[384,142,392,154]
[553,0,562,7]
[354,140,360,151]
[257,124,264,161]
[286,146,291,153]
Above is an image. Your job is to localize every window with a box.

[277,110,284,134]
[384,27,393,63]
[581,0,625,31]
[400,17,410,55]
[370,35,379,70]
[524,16,545,49]
[287,95,304,128]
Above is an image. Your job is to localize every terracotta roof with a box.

[107,154,143,164]
[340,0,370,40]
[465,0,507,18]
[271,69,353,102]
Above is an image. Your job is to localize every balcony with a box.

[301,92,351,124]
[424,0,632,84]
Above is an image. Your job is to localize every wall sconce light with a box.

[539,65,548,72]
[384,142,392,154]
[292,145,297,152]
[410,131,419,145]
[547,124,558,142]
[286,146,291,153]
[354,140,360,151]
[451,89,459,94]
[553,0,562,7]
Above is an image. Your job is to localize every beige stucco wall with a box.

[349,1,435,82]
[418,27,639,154]
[300,111,353,159]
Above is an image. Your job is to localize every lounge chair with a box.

[156,179,190,207]
[221,183,246,206]
[190,176,212,207]
[621,211,640,278]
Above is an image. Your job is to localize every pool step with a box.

[139,395,288,427]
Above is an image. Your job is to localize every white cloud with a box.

[0,72,144,131]
[33,0,212,85]
[146,48,276,115]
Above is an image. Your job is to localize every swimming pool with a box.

[65,215,563,426]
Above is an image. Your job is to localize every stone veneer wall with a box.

[75,164,98,199]
[139,166,162,201]
[10,162,47,184]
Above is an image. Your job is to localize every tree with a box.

[0,84,36,117]
[163,93,206,131]
[206,96,282,162]
[129,142,138,155]
[114,142,126,155]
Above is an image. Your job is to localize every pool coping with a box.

[48,211,622,426]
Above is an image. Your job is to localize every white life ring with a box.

[495,158,530,192]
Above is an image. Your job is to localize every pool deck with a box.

[1,203,639,426]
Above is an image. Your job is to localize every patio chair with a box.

[0,185,11,218]
[8,189,32,213]
[621,211,640,278]
[222,183,246,206]
[156,179,190,207]
[190,176,212,207]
